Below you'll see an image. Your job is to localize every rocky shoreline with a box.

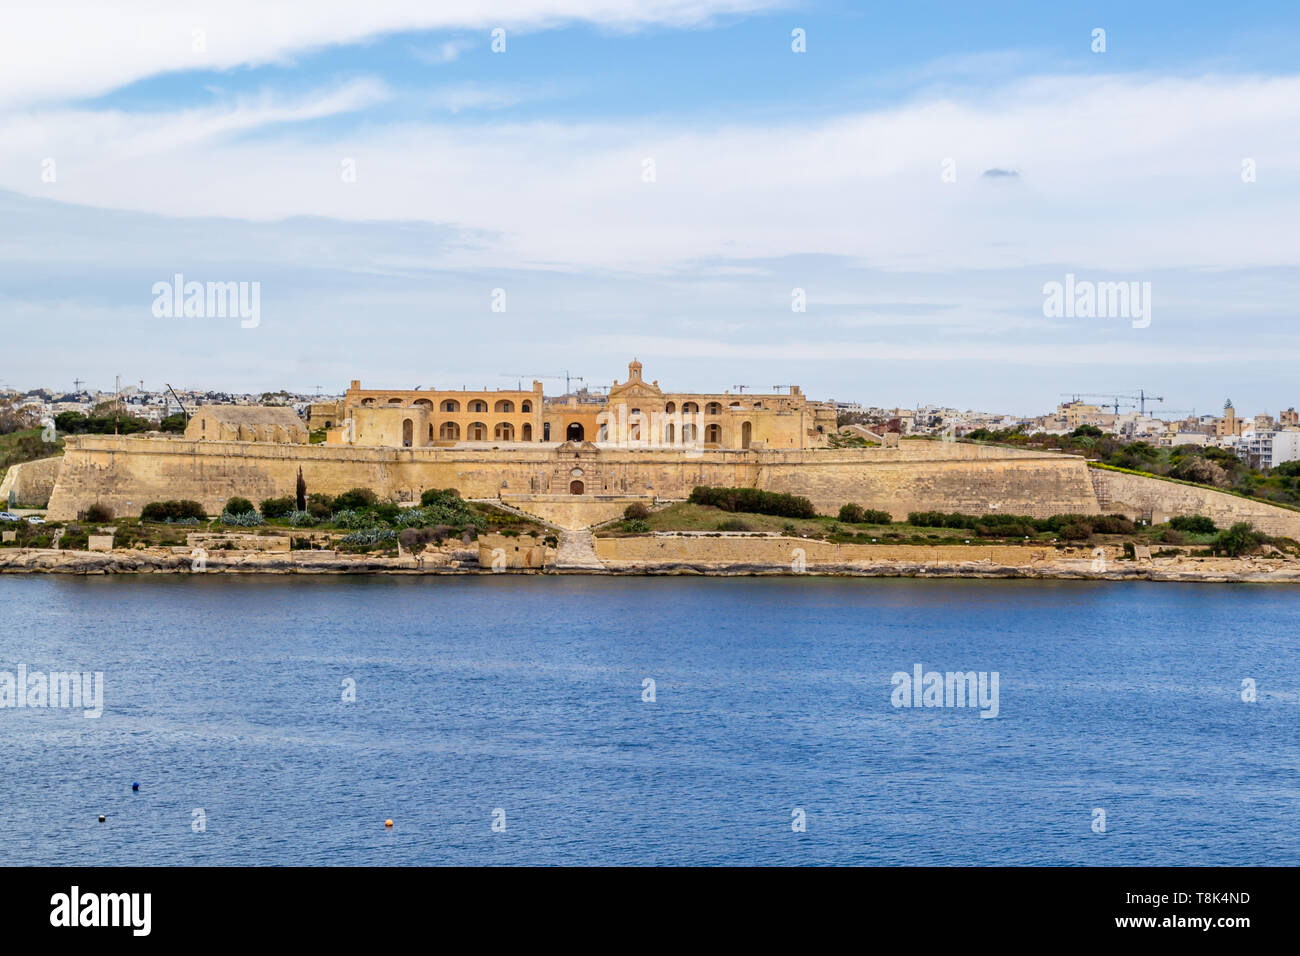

[2,546,1300,583]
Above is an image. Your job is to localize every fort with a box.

[25,360,1300,543]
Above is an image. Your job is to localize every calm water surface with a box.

[1,575,1297,865]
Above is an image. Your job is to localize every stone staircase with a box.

[553,530,605,570]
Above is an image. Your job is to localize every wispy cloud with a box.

[0,0,782,108]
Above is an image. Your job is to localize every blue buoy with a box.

[131,782,139,791]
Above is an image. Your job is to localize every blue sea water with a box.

[0,575,1297,866]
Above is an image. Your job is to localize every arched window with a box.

[441,399,460,413]
[664,422,675,444]
[495,399,514,413]
[388,398,404,405]
[682,401,699,414]
[729,401,742,409]
[439,421,460,440]
[705,423,722,444]
[361,398,375,407]
[543,422,551,441]
[706,402,722,415]
[469,399,488,413]
[521,401,532,413]
[596,423,607,442]
[413,398,432,407]
[682,423,698,442]
[664,401,676,414]
[468,422,488,441]
[494,422,515,441]
[566,422,584,442]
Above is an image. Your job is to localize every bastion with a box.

[45,433,1104,522]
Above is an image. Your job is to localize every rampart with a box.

[45,436,1104,521]
[1089,467,1300,538]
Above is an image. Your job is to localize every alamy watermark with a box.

[152,273,260,328]
[891,663,999,718]
[1042,273,1150,328]
[0,664,103,717]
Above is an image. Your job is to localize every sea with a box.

[1,575,1297,865]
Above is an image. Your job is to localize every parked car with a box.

[25,516,45,525]
[0,512,21,523]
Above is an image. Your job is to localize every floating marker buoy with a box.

[98,815,106,823]
[132,782,140,791]
[385,819,393,828]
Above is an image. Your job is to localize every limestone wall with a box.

[1089,468,1300,538]
[45,435,1102,522]
[0,455,63,507]
[596,534,1049,568]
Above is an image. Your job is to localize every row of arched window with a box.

[362,397,531,413]
[663,401,754,414]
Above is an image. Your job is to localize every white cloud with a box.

[0,0,781,108]
[2,72,1299,277]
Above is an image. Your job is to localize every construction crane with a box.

[164,383,191,422]
[1060,391,1166,415]
[733,385,749,393]
[499,371,585,394]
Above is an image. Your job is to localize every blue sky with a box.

[3,0,1300,414]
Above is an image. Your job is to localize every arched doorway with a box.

[440,421,460,440]
[569,479,584,495]
[522,423,532,441]
[402,418,413,447]
[468,421,487,441]
[494,422,515,441]
[566,422,584,441]
[705,423,722,445]
[543,422,551,441]
[741,421,752,449]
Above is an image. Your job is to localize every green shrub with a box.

[688,485,815,519]
[223,496,256,516]
[419,487,460,507]
[1059,521,1092,541]
[838,503,866,523]
[1170,515,1217,534]
[418,488,477,525]
[1212,522,1263,557]
[140,500,206,522]
[716,518,752,532]
[1091,514,1136,535]
[624,502,651,521]
[259,497,295,519]
[333,488,378,511]
[306,494,334,519]
[621,519,650,533]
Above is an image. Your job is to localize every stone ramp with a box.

[470,497,561,530]
[553,530,605,570]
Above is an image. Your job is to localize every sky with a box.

[2,0,1299,415]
